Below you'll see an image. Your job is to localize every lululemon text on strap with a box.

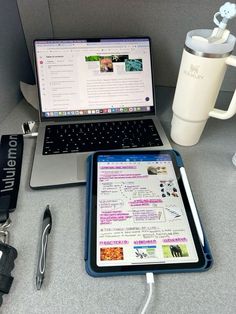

[0,134,23,223]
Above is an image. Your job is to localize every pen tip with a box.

[36,277,42,290]
[44,205,52,221]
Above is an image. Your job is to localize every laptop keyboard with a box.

[43,119,163,155]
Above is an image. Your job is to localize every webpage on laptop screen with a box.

[35,39,154,118]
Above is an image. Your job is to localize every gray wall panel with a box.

[0,0,34,123]
[17,0,54,67]
[17,0,236,91]
[49,0,236,91]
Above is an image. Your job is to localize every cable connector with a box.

[22,121,38,138]
[140,273,155,314]
[146,272,154,284]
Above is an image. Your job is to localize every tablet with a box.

[85,150,212,276]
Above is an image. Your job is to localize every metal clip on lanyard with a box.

[0,219,18,307]
[0,218,11,244]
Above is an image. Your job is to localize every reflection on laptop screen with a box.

[34,38,155,118]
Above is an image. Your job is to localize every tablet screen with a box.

[90,151,205,273]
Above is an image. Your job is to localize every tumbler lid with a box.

[185,29,235,55]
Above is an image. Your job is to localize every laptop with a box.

[30,37,172,189]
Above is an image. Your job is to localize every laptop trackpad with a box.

[30,153,88,188]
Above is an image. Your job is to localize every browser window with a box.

[34,39,154,117]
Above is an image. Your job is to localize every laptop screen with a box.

[34,38,155,119]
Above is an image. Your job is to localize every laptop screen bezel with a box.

[33,37,157,123]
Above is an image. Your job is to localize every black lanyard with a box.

[0,134,23,306]
[0,135,23,223]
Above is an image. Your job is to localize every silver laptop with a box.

[30,37,172,189]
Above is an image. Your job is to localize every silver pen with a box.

[36,205,52,290]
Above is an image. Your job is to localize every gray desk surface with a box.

[0,87,235,314]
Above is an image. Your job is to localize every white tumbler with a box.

[171,29,236,146]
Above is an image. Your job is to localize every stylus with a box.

[36,205,52,290]
[180,167,204,246]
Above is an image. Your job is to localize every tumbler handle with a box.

[209,55,236,119]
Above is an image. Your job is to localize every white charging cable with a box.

[140,273,155,314]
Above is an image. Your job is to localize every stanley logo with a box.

[184,64,204,80]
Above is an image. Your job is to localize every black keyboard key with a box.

[42,119,163,155]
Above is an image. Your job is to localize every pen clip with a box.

[39,224,51,274]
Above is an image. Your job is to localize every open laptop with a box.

[30,37,172,189]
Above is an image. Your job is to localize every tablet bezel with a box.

[88,150,206,274]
